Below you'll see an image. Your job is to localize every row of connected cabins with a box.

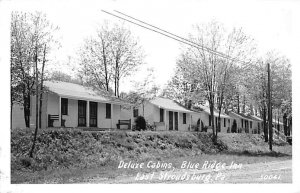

[12,81,284,134]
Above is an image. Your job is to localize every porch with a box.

[153,108,192,131]
[46,93,133,130]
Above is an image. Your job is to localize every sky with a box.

[3,0,300,93]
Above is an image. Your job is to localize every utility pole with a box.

[267,63,273,151]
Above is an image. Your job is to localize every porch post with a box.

[111,103,114,129]
[58,96,61,127]
[86,100,89,127]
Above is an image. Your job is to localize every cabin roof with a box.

[193,105,231,119]
[149,97,195,114]
[229,112,258,121]
[43,81,130,105]
[249,115,263,122]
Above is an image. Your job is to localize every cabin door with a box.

[169,111,173,130]
[174,112,178,130]
[89,102,97,127]
[78,100,87,127]
[245,120,249,133]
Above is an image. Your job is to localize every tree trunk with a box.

[267,63,272,151]
[10,102,13,130]
[237,93,240,114]
[39,44,46,129]
[283,113,287,136]
[102,40,109,92]
[114,75,117,96]
[288,118,292,136]
[209,102,216,142]
[263,106,268,142]
[117,75,120,98]
[217,96,224,137]
[39,89,43,128]
[242,95,246,113]
[114,57,119,97]
[23,92,30,128]
[187,100,192,109]
[277,113,280,138]
[29,45,39,158]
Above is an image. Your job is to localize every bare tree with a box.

[176,21,256,140]
[11,11,60,157]
[78,22,144,96]
[78,23,113,92]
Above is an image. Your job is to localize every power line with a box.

[101,10,219,54]
[102,10,231,61]
[114,10,236,62]
[102,9,250,65]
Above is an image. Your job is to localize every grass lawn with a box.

[12,148,292,184]
[11,129,292,184]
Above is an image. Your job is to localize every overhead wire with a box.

[102,9,250,65]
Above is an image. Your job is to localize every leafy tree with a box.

[11,12,36,128]
[242,51,292,141]
[122,68,159,115]
[11,11,59,128]
[48,71,83,84]
[162,64,203,109]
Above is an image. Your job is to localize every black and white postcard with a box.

[0,0,299,193]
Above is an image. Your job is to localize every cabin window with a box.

[106,103,111,119]
[250,121,252,128]
[61,98,68,115]
[241,119,243,128]
[183,113,186,124]
[160,108,164,122]
[133,108,138,117]
[209,115,211,126]
[224,118,226,127]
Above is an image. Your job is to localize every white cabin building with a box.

[29,81,132,130]
[134,97,195,131]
